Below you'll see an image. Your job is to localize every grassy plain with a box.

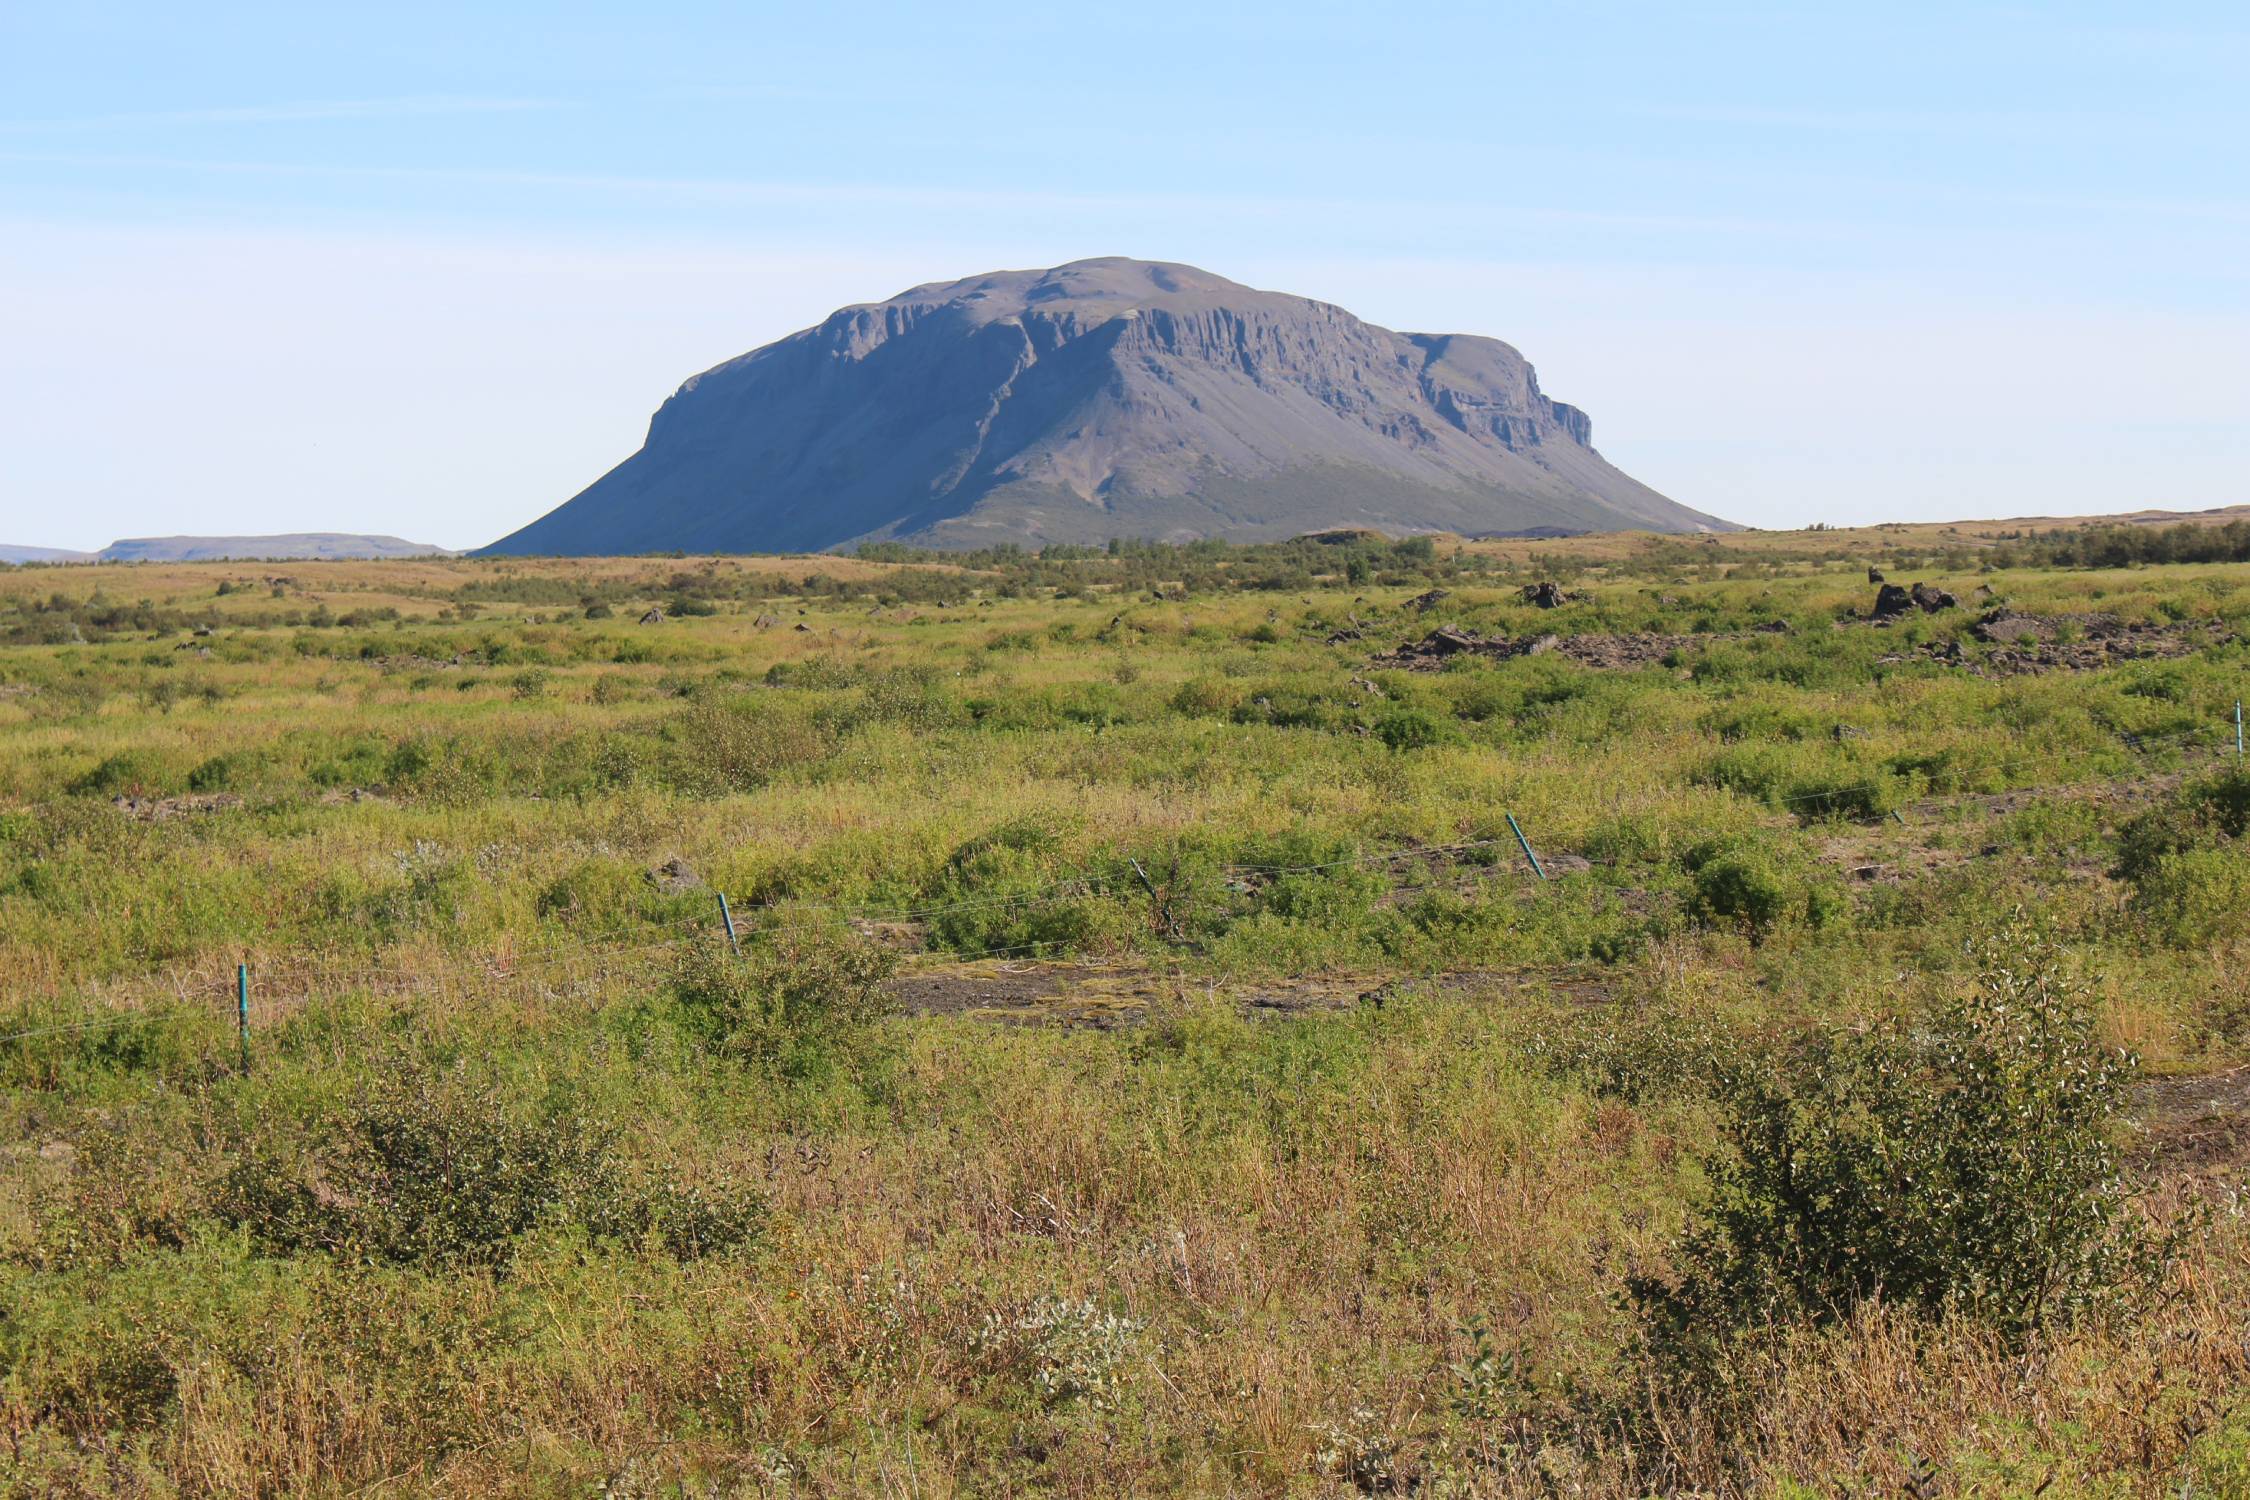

[2,519,2248,1496]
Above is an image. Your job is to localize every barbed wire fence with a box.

[5,709,2244,1064]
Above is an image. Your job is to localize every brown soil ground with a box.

[1371,615,2227,678]
[888,960,1611,1029]
[1371,627,1709,673]
[2132,1065,2250,1176]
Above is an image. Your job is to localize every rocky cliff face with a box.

[482,258,1729,555]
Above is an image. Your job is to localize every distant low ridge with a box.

[482,257,1732,556]
[0,535,452,564]
[0,544,95,565]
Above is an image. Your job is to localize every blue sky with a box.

[1,1,2244,549]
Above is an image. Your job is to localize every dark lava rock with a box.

[1405,589,1451,614]
[638,607,665,625]
[1523,581,1565,609]
[648,857,706,894]
[1872,584,1915,619]
[1867,566,1885,584]
[1910,582,1958,612]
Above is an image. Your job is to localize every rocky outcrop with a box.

[1873,582,1958,620]
[481,258,1733,556]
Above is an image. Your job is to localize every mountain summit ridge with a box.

[483,257,1730,555]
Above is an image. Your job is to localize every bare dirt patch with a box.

[2132,1065,2250,1175]
[1372,626,1706,672]
[888,960,1611,1029]
[111,793,242,820]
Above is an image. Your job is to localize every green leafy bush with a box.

[2115,768,2250,881]
[669,929,900,1079]
[2128,847,2250,948]
[1168,677,1238,717]
[214,1062,762,1269]
[1681,837,1844,938]
[917,817,1141,957]
[969,1296,1144,1413]
[535,857,707,935]
[1633,918,2167,1377]
[1696,742,1898,820]
[1374,706,1449,751]
[662,699,833,795]
[67,751,173,798]
[2114,769,2250,945]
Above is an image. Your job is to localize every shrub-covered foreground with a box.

[1,927,2244,1497]
[4,540,2250,1494]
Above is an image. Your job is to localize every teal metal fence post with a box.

[1504,812,1547,880]
[2236,700,2243,761]
[716,892,740,954]
[236,963,250,1074]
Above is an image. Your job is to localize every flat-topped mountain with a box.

[0,544,95,565]
[482,258,1730,555]
[0,535,452,565]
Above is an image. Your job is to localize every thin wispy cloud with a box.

[15,147,2245,255]
[0,148,1860,240]
[1626,102,2085,135]
[0,96,563,134]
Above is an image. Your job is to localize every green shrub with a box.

[1374,706,1448,751]
[67,751,172,798]
[1526,998,1728,1104]
[1696,743,1898,821]
[381,735,496,805]
[534,857,706,935]
[184,752,245,791]
[1633,917,2167,1377]
[920,819,1142,958]
[662,700,832,795]
[1681,837,1844,938]
[2115,767,2250,883]
[2114,769,2250,945]
[668,929,899,1079]
[214,1062,762,1269]
[970,1296,1144,1413]
[2129,847,2250,948]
